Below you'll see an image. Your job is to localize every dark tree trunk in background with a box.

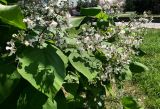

[152,0,160,14]
[125,0,160,14]
[134,0,153,14]
[124,0,135,11]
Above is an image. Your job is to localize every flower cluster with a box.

[74,18,146,82]
[6,39,16,56]
[7,0,148,83]
[99,0,125,14]
[11,0,69,48]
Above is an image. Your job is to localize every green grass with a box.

[133,29,160,108]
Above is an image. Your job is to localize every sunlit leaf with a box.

[17,45,66,98]
[121,96,140,109]
[54,46,68,68]
[17,86,57,109]
[69,52,101,80]
[69,16,85,27]
[0,61,21,104]
[0,4,26,29]
[0,0,7,4]
[96,11,109,21]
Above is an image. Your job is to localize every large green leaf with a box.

[0,0,7,4]
[130,62,149,73]
[0,61,21,104]
[66,27,82,38]
[96,11,109,21]
[121,96,140,109]
[122,66,132,80]
[0,4,26,29]
[54,46,68,68]
[80,7,102,16]
[17,45,66,98]
[0,21,18,44]
[69,16,85,27]
[69,52,101,81]
[55,82,83,109]
[17,86,57,109]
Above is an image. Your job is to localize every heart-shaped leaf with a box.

[69,52,101,81]
[130,62,149,73]
[17,45,66,98]
[0,4,26,29]
[121,96,140,109]
[0,61,21,104]
[69,16,85,27]
[17,86,57,109]
[0,0,7,4]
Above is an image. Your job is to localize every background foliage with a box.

[125,0,160,14]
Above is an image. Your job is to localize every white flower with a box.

[107,0,116,4]
[6,46,16,56]
[98,101,102,107]
[49,8,54,14]
[88,45,94,50]
[6,46,12,50]
[12,34,17,38]
[23,18,31,23]
[24,40,30,46]
[36,16,42,21]
[66,12,71,19]
[45,6,49,10]
[57,0,67,8]
[101,45,106,49]
[23,18,35,29]
[99,0,105,6]
[48,21,58,32]
[50,21,58,28]
[95,34,101,40]
[120,30,125,34]
[84,36,90,43]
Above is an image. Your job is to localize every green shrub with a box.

[0,0,148,108]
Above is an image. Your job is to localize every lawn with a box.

[132,29,160,108]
